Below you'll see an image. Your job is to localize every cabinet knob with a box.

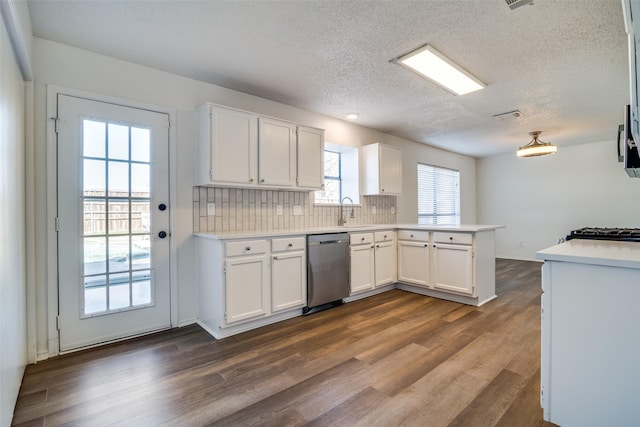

[361,237,365,241]
[376,244,380,248]
[425,244,429,247]
[288,243,293,247]
[245,246,251,251]
[260,179,265,183]
[449,236,453,240]
[410,234,414,238]
[273,256,278,260]
[381,189,385,192]
[249,178,254,183]
[384,234,387,239]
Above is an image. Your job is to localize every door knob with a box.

[158,231,167,239]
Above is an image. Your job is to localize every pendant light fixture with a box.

[516,131,557,157]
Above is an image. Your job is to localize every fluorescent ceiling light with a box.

[346,113,359,120]
[395,44,485,95]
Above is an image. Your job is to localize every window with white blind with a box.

[417,163,460,225]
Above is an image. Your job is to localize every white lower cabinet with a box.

[271,237,306,313]
[374,231,397,287]
[432,243,473,295]
[197,236,306,339]
[397,231,430,287]
[396,229,496,306]
[225,253,269,324]
[350,233,375,294]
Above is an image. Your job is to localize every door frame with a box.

[45,85,178,357]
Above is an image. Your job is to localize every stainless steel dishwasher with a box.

[304,233,350,314]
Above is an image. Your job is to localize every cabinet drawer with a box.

[374,230,396,242]
[397,230,429,242]
[226,240,268,257]
[433,232,472,245]
[272,236,305,252]
[350,232,374,245]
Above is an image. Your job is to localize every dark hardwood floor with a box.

[13,259,556,426]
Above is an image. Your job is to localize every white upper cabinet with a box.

[360,143,403,195]
[198,103,324,190]
[258,117,296,187]
[198,104,258,186]
[296,125,324,190]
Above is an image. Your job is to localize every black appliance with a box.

[618,105,640,177]
[566,227,640,243]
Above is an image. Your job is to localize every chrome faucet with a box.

[339,196,354,226]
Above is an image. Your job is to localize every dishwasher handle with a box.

[308,239,345,246]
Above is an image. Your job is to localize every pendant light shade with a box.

[516,131,557,157]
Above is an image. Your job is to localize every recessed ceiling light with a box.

[346,113,359,120]
[393,44,485,96]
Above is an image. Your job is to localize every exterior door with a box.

[57,94,171,352]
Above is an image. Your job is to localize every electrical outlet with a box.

[207,202,215,216]
[371,206,377,214]
[293,205,302,216]
[276,205,283,215]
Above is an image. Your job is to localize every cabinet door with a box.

[258,117,296,187]
[432,243,473,295]
[296,126,324,189]
[225,254,268,324]
[379,144,402,194]
[350,244,375,294]
[208,105,258,185]
[271,251,306,312]
[397,241,429,287]
[375,240,397,287]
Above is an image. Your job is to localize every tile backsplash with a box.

[193,187,397,233]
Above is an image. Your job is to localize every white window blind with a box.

[417,163,460,225]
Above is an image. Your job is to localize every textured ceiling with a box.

[27,0,629,157]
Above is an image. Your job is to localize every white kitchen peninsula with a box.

[395,224,503,307]
[536,240,640,426]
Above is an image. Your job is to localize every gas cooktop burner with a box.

[566,227,640,242]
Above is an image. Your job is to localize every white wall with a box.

[477,140,640,260]
[0,9,27,427]
[31,38,477,358]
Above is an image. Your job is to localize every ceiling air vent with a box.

[505,0,534,10]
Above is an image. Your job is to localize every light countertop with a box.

[535,239,640,269]
[195,224,504,240]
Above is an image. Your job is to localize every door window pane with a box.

[108,273,131,310]
[83,120,106,158]
[84,237,106,275]
[131,127,150,162]
[108,161,129,196]
[108,200,129,234]
[132,275,151,306]
[108,123,129,160]
[131,201,150,233]
[83,159,105,197]
[131,163,150,197]
[84,279,107,314]
[83,200,106,236]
